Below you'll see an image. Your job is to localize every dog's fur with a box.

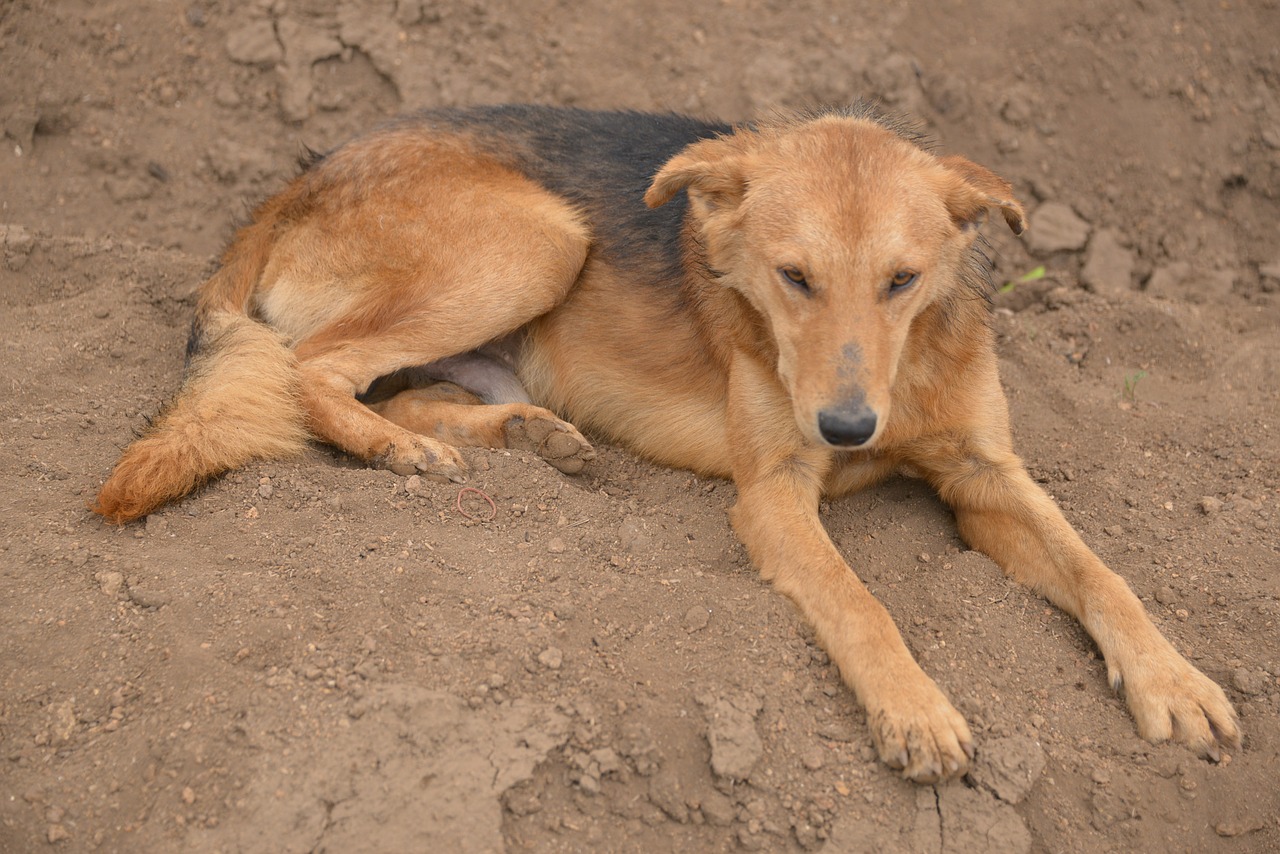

[93,105,1239,782]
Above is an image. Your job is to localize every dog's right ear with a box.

[645,137,748,218]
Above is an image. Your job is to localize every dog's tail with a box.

[92,218,309,523]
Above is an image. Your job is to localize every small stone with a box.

[51,700,76,744]
[128,585,170,608]
[1025,202,1091,254]
[47,824,70,844]
[97,571,124,598]
[545,537,567,555]
[970,735,1046,804]
[404,475,424,496]
[1155,586,1177,606]
[684,605,710,633]
[213,81,241,108]
[619,516,651,553]
[538,647,563,670]
[1199,496,1224,515]
[801,747,825,771]
[182,787,196,804]
[1104,525,1125,537]
[1230,667,1268,696]
[705,697,762,780]
[226,18,283,66]
[1080,229,1135,296]
[699,790,736,827]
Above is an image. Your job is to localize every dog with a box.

[92,104,1240,782]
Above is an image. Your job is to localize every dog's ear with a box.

[645,138,748,218]
[938,155,1027,235]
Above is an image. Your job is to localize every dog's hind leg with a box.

[909,403,1241,761]
[259,148,591,480]
[370,385,596,474]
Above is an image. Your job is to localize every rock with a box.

[1146,261,1190,294]
[51,700,77,744]
[938,784,1032,853]
[648,770,690,823]
[97,571,125,598]
[4,106,39,151]
[128,584,171,609]
[104,175,154,203]
[1025,202,1090,254]
[275,17,344,122]
[1230,667,1268,696]
[619,515,651,553]
[1080,229,1134,295]
[969,736,1046,804]
[1199,496,1224,515]
[683,604,710,632]
[1146,264,1235,303]
[537,647,563,670]
[1260,261,1280,293]
[545,537,566,555]
[704,696,762,780]
[225,18,284,67]
[698,790,736,827]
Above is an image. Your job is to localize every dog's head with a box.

[645,110,1025,450]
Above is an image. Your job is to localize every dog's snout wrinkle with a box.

[818,406,878,447]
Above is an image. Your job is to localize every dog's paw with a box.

[504,410,596,475]
[380,436,468,483]
[1112,647,1241,761]
[865,677,974,784]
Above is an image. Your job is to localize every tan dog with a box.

[93,105,1239,782]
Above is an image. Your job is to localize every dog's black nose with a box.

[818,407,878,447]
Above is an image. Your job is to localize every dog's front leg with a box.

[726,365,973,783]
[913,434,1241,760]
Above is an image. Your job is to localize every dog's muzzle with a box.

[818,405,878,447]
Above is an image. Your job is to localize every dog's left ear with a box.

[938,155,1027,235]
[645,137,748,219]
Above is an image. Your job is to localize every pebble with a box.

[537,647,563,670]
[683,605,710,633]
[1199,496,1224,515]
[545,537,567,555]
[1025,202,1091,254]
[619,516,651,553]
[1230,667,1268,696]
[704,697,762,780]
[97,571,124,598]
[225,18,283,66]
[1080,229,1134,296]
[969,735,1046,805]
[800,747,825,771]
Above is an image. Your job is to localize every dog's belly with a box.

[517,276,734,478]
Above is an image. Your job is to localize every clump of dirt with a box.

[2,1,1278,852]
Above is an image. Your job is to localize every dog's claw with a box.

[503,411,595,474]
[866,678,972,784]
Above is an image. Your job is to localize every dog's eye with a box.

[779,266,810,292]
[889,270,918,293]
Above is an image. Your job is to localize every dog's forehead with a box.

[749,122,952,251]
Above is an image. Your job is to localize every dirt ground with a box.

[2,0,1279,851]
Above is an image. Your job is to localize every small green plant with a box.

[1000,265,1046,294]
[1122,370,1148,403]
